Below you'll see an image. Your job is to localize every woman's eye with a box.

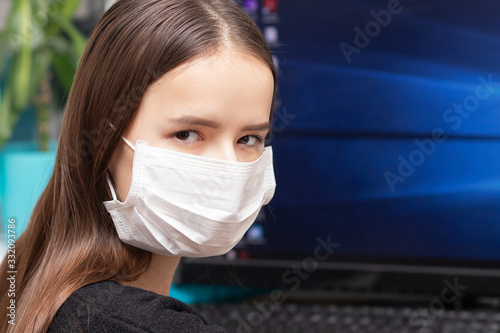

[238,135,262,146]
[174,131,200,142]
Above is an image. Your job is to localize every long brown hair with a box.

[0,1,275,331]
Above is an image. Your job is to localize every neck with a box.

[118,254,180,296]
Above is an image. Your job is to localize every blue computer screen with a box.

[239,0,500,263]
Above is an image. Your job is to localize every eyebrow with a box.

[170,116,270,132]
[170,116,219,128]
[241,122,271,132]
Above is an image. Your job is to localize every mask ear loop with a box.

[122,137,136,151]
[106,173,118,201]
[107,122,136,151]
[105,136,136,201]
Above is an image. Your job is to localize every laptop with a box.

[178,0,500,331]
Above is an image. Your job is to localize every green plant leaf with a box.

[30,46,53,98]
[0,0,85,150]
[0,84,14,145]
[52,49,76,91]
[0,31,11,78]
[0,83,22,146]
[10,0,34,111]
[55,16,87,57]
[57,0,82,19]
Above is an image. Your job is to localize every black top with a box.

[48,280,225,333]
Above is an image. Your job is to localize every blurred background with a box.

[3,0,500,311]
[0,0,104,261]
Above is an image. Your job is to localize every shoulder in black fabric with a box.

[47,280,226,333]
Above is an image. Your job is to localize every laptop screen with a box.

[180,0,500,295]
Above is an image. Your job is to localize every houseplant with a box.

[0,0,87,235]
[0,0,87,150]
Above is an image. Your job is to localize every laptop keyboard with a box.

[193,301,500,333]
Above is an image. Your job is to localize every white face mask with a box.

[103,138,276,257]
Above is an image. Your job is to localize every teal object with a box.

[171,283,264,305]
[0,141,56,237]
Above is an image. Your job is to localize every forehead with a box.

[138,49,275,126]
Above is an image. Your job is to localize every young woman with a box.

[0,0,276,331]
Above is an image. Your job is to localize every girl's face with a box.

[108,48,275,201]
